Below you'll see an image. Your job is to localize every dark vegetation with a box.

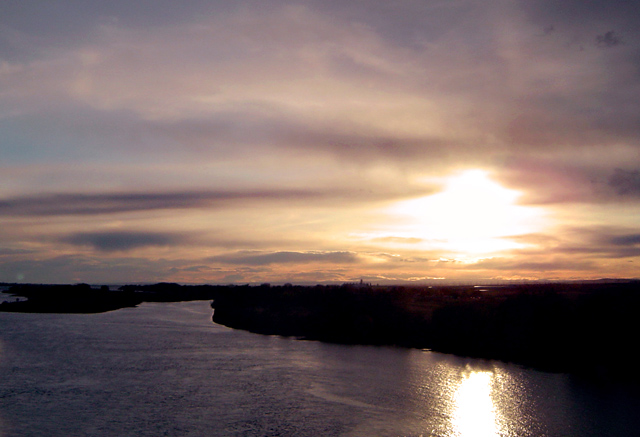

[0,282,222,313]
[210,281,640,382]
[0,283,143,313]
[2,280,639,382]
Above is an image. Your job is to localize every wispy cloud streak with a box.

[0,189,325,216]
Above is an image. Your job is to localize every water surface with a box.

[1,301,638,436]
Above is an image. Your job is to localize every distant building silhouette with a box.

[343,279,372,288]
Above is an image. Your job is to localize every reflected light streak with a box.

[452,371,503,437]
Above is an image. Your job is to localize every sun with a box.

[383,169,545,256]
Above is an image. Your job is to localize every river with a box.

[0,300,638,436]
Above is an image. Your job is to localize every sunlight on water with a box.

[452,371,502,437]
[1,304,638,436]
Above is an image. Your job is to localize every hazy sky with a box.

[1,0,639,284]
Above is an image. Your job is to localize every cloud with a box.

[0,254,182,284]
[3,0,640,170]
[523,0,640,34]
[610,234,640,246]
[608,169,640,196]
[208,250,360,266]
[1,0,640,284]
[62,231,183,252]
[596,31,623,48]
[471,257,597,273]
[0,181,435,217]
[171,265,213,273]
[506,226,640,260]
[0,0,233,61]
[0,248,34,256]
[497,159,640,205]
[370,236,424,245]
[0,189,323,216]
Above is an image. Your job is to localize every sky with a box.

[1,0,639,284]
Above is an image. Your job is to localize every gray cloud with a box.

[0,253,181,284]
[2,0,640,284]
[471,257,597,273]
[0,182,433,217]
[608,169,640,196]
[523,0,640,33]
[610,234,640,246]
[62,231,183,252]
[275,124,458,163]
[0,0,235,61]
[497,160,640,205]
[3,0,640,168]
[170,265,213,273]
[208,251,360,266]
[0,189,323,216]
[596,31,623,48]
[0,248,34,256]
[507,227,640,260]
[0,102,458,168]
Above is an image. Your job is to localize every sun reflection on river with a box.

[452,370,503,437]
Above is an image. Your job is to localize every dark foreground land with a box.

[210,281,640,382]
[0,282,220,313]
[1,283,143,313]
[2,280,639,382]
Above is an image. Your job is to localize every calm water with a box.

[0,300,638,436]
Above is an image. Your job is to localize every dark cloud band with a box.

[62,231,182,252]
[208,251,360,266]
[0,189,323,216]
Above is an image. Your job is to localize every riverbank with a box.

[0,283,143,313]
[3,280,639,382]
[210,281,640,382]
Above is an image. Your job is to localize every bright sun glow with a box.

[384,170,545,256]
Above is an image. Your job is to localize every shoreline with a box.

[3,280,639,383]
[210,281,640,382]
